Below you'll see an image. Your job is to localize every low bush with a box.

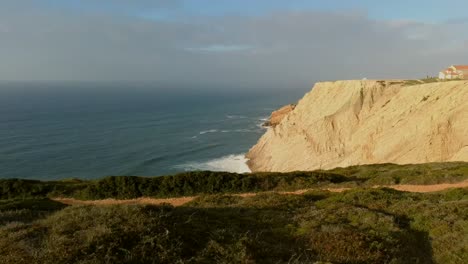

[1,188,466,263]
[1,162,466,200]
[0,170,350,200]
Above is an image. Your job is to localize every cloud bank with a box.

[0,3,467,89]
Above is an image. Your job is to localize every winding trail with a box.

[54,180,468,207]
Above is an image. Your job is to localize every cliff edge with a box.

[246,80,468,172]
[263,104,296,127]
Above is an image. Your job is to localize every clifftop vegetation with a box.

[1,162,467,200]
[1,162,467,263]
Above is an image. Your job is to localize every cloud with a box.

[444,17,468,25]
[76,0,182,12]
[184,45,253,53]
[0,6,467,89]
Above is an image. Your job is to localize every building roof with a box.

[453,65,468,70]
[440,65,468,76]
[441,68,455,74]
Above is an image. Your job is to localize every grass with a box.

[0,162,467,263]
[0,188,467,263]
[328,162,468,186]
[403,77,463,86]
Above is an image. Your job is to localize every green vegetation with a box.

[327,162,468,185]
[1,188,467,263]
[0,162,467,263]
[403,77,463,86]
[1,162,467,200]
[0,171,347,200]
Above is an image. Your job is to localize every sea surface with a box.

[0,82,307,180]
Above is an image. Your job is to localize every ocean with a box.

[0,82,307,180]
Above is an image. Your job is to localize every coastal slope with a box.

[263,104,296,127]
[247,80,468,172]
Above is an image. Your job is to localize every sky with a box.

[1,0,468,89]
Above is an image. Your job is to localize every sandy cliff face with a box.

[264,104,296,127]
[246,80,468,172]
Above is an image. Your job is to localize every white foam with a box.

[256,116,269,129]
[234,129,255,133]
[226,115,247,119]
[199,129,256,135]
[176,154,251,173]
[199,129,218,135]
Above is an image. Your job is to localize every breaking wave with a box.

[197,128,258,136]
[226,115,247,119]
[199,129,219,135]
[175,154,251,173]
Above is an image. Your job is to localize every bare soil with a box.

[54,180,468,207]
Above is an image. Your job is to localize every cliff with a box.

[247,80,468,172]
[263,104,296,127]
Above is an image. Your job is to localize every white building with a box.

[439,65,468,79]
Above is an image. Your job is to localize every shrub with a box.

[1,162,466,201]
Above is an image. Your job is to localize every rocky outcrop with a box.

[247,80,468,172]
[263,104,296,127]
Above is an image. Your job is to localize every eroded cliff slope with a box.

[263,104,296,127]
[247,80,468,172]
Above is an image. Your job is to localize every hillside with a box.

[247,80,468,172]
[1,163,468,263]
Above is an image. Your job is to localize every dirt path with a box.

[55,196,195,207]
[54,180,468,207]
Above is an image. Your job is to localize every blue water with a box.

[0,82,307,180]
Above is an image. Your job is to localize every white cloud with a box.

[0,6,467,88]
